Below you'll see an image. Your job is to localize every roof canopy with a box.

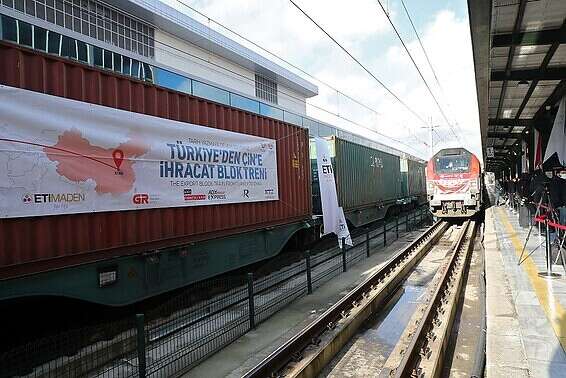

[468,0,566,172]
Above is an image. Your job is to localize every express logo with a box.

[22,194,32,204]
[184,188,206,201]
[207,190,227,200]
[132,193,149,205]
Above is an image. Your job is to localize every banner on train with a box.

[315,137,352,246]
[0,86,279,218]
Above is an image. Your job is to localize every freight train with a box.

[311,137,426,228]
[426,148,482,218]
[0,31,426,306]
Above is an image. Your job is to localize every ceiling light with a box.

[503,109,513,118]
[518,80,529,87]
[546,105,551,110]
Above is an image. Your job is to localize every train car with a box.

[400,157,427,208]
[311,137,425,228]
[426,148,482,217]
[0,18,427,307]
[0,42,312,306]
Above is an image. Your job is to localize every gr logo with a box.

[132,193,149,204]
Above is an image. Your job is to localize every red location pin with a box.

[112,149,124,170]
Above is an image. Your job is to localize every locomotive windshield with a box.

[434,155,470,174]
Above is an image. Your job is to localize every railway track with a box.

[243,220,477,378]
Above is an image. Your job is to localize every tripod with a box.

[517,185,566,277]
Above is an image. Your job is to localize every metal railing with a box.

[0,207,431,378]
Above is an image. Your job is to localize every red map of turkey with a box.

[44,129,149,194]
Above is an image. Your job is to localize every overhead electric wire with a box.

[400,0,442,92]
[158,40,424,154]
[44,0,427,156]
[375,0,460,142]
[174,0,430,150]
[399,0,463,138]
[287,0,429,127]
[175,0,383,119]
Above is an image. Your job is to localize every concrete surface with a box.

[485,204,566,378]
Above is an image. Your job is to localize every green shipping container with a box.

[311,137,401,227]
[400,157,409,199]
[408,159,427,204]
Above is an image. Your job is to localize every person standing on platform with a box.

[495,180,502,206]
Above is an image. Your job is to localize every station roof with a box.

[468,0,566,172]
[113,0,319,98]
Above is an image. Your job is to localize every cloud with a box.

[165,0,481,162]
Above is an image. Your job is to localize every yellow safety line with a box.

[497,207,566,351]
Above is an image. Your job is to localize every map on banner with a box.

[45,129,149,194]
[0,86,279,218]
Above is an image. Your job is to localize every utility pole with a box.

[421,117,442,158]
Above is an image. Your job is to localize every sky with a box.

[161,0,482,162]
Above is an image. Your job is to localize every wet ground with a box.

[319,227,456,377]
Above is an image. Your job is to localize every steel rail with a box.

[391,220,477,378]
[242,220,449,378]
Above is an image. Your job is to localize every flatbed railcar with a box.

[426,148,482,218]
[0,38,427,307]
[0,42,312,306]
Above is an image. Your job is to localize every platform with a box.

[485,205,566,377]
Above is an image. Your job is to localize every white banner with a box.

[521,140,529,173]
[544,95,566,167]
[0,86,279,218]
[534,128,543,168]
[315,138,352,246]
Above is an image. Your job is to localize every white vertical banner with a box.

[534,128,543,169]
[544,95,566,167]
[315,138,352,247]
[521,139,529,173]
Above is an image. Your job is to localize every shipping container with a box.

[400,158,409,198]
[408,159,427,204]
[311,137,401,227]
[0,43,312,305]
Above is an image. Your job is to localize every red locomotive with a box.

[426,148,482,217]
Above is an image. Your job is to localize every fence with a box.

[1,207,431,378]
